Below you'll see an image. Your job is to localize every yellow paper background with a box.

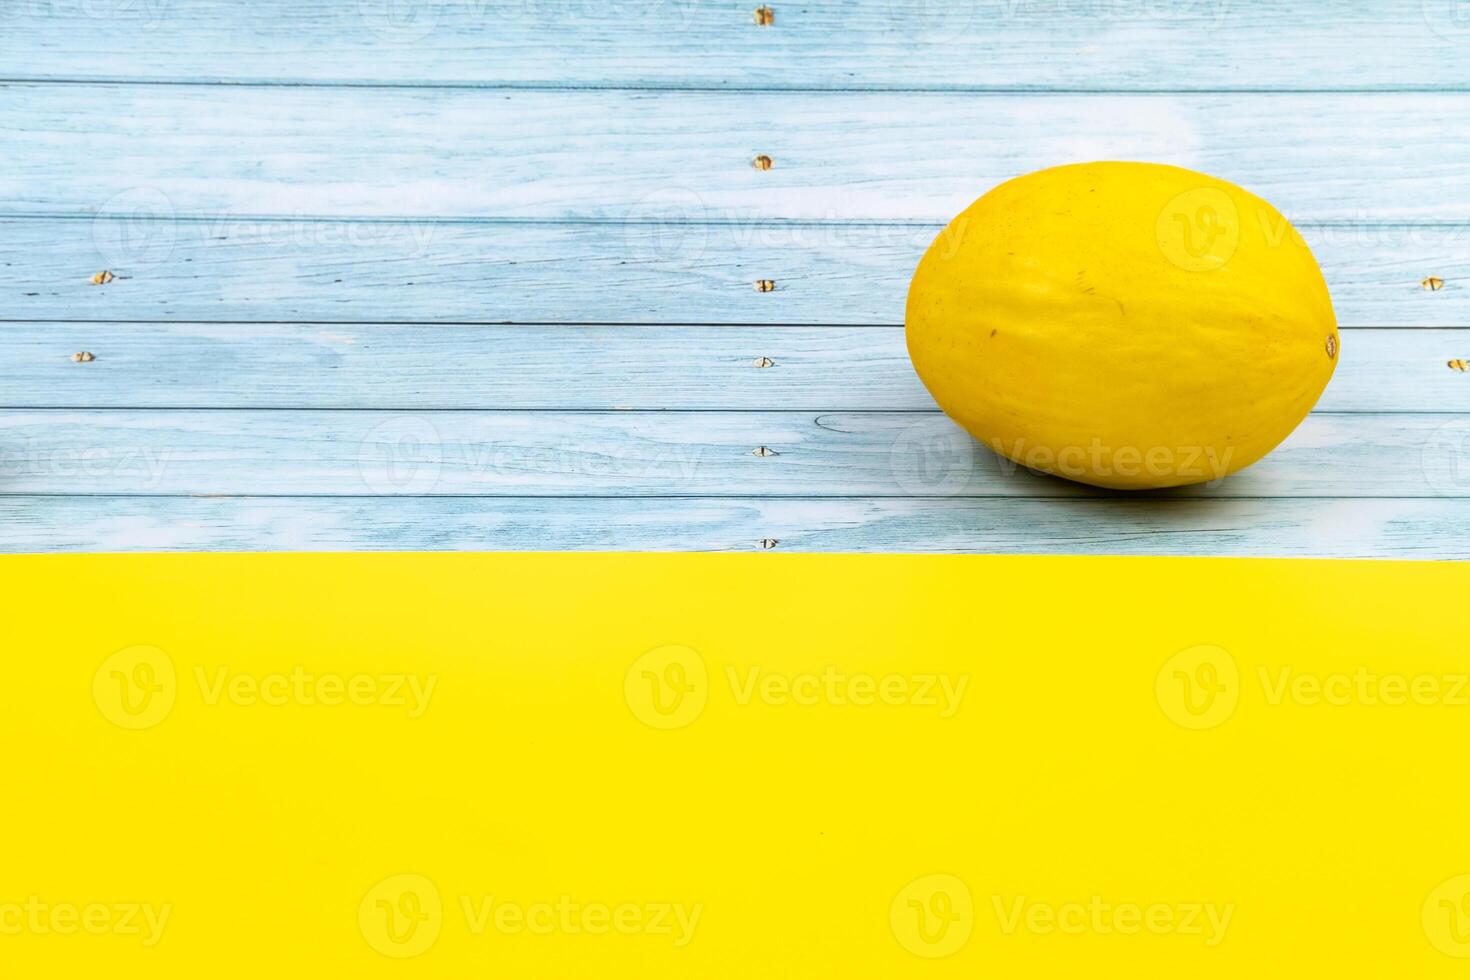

[3,553,1468,976]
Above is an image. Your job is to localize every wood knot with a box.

[1422,276,1446,291]
[754,5,774,25]
[752,446,778,457]
[752,154,773,170]
[759,538,779,549]
[753,356,776,368]
[71,351,96,363]
[754,279,775,292]
[89,270,115,285]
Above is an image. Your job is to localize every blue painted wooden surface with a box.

[1,326,1462,412]
[4,0,1470,91]
[5,87,1470,222]
[5,218,1465,325]
[1,1,1468,556]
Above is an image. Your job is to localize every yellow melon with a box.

[905,162,1338,490]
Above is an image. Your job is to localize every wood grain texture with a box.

[4,85,1469,222]
[5,218,1464,326]
[6,324,1469,413]
[4,4,1465,556]
[2,410,1466,498]
[3,1,1468,91]
[2,496,1465,558]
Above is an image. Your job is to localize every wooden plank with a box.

[2,410,1467,497]
[2,1,1466,91]
[6,324,1469,413]
[1,495,1464,558]
[5,218,1464,326]
[4,86,1470,222]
